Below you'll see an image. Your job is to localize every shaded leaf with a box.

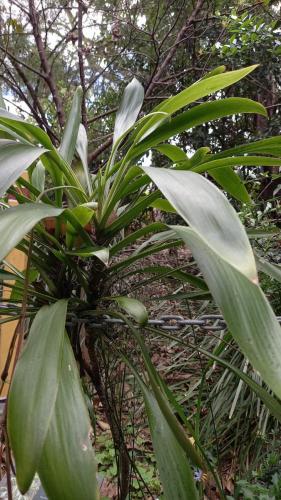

[210,167,251,203]
[8,301,68,492]
[67,246,109,266]
[0,140,47,196]
[31,161,45,192]
[59,87,82,165]
[256,254,281,283]
[76,124,92,195]
[142,167,281,400]
[0,204,63,262]
[111,296,148,325]
[131,97,266,159]
[133,370,199,499]
[38,335,99,500]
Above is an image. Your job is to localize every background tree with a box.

[0,0,280,170]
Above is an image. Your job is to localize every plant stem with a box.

[84,331,130,499]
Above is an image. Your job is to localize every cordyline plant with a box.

[0,64,281,500]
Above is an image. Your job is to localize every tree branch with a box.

[6,56,58,142]
[28,0,65,128]
[87,0,206,163]
[145,0,206,97]
[78,0,87,128]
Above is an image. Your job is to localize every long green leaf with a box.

[110,222,166,256]
[136,66,261,144]
[8,301,68,492]
[0,204,63,262]
[143,168,256,279]
[126,359,199,500]
[157,66,258,115]
[256,254,281,283]
[193,155,281,173]
[132,97,267,157]
[38,335,99,500]
[155,144,188,162]
[129,265,208,291]
[152,327,281,423]
[210,167,251,203]
[0,111,53,149]
[0,269,23,281]
[104,191,159,236]
[0,140,47,196]
[143,167,281,400]
[203,136,281,161]
[66,246,109,265]
[113,78,144,145]
[31,161,45,192]
[59,87,82,165]
[76,124,93,195]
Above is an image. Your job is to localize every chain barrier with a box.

[69,313,281,332]
[1,304,281,331]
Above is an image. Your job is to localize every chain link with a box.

[70,313,281,332]
[2,304,281,332]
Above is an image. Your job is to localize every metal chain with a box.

[70,313,281,332]
[2,304,281,332]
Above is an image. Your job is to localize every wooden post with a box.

[0,200,27,397]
